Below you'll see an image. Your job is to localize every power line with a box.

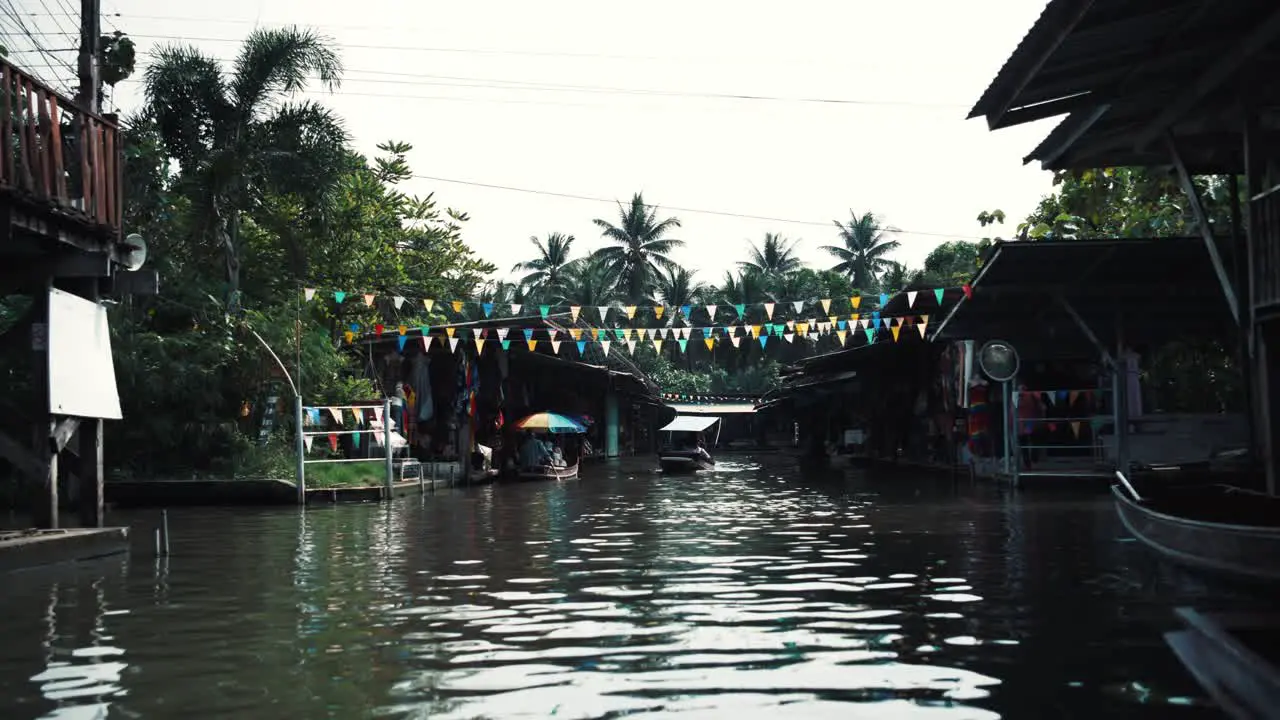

[404,173,988,241]
[115,53,965,110]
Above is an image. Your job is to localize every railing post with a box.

[295,396,306,505]
[383,397,393,495]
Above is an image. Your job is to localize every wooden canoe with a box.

[1110,484,1280,585]
[514,462,578,482]
[659,451,714,473]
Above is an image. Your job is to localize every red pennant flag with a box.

[327,434,339,451]
[374,323,384,336]
[962,284,973,299]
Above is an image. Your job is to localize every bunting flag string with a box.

[300,285,970,322]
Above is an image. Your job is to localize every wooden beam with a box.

[1167,134,1242,326]
[49,416,81,454]
[78,418,104,528]
[1031,105,1111,167]
[1134,7,1280,150]
[984,0,1098,129]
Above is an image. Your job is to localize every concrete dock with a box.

[0,528,129,573]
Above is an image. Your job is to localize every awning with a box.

[659,415,721,433]
[666,403,756,415]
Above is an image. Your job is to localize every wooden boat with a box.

[1110,474,1280,585]
[658,415,721,473]
[1164,608,1280,719]
[515,462,578,482]
[659,451,715,473]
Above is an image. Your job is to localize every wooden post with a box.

[77,418,103,527]
[31,284,57,529]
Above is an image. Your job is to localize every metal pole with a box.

[383,397,393,494]
[1011,384,1021,488]
[1002,380,1012,478]
[161,509,170,556]
[294,396,306,504]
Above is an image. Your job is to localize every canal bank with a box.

[0,455,1264,719]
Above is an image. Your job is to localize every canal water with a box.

[0,457,1260,719]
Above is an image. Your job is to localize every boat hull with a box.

[659,454,714,473]
[1111,484,1280,585]
[513,463,579,482]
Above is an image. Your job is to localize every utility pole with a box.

[76,0,101,113]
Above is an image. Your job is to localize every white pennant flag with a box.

[597,306,610,322]
[917,314,929,339]
[303,288,316,301]
[626,339,636,353]
[907,291,918,308]
[570,306,581,321]
[730,336,741,347]
[448,337,460,353]
[764,302,775,320]
[471,328,483,339]
[303,435,314,452]
[706,304,717,320]
[510,303,522,314]
[497,328,509,340]
[792,300,804,314]
[422,335,434,351]
[784,332,795,343]
[551,340,562,353]
[601,340,611,356]
[393,295,406,309]
[328,407,343,425]
[638,327,649,339]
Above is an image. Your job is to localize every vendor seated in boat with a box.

[694,434,713,463]
[518,432,553,468]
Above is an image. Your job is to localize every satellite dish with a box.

[119,233,148,271]
[978,339,1020,383]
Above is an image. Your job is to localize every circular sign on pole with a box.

[978,339,1020,382]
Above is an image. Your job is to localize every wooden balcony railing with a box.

[1,56,122,237]
[1252,184,1280,317]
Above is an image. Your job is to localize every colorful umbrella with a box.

[513,412,587,434]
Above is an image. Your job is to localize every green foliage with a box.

[99,32,136,87]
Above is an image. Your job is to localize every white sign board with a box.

[47,287,123,419]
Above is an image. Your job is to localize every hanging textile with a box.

[412,353,434,422]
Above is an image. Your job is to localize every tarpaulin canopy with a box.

[659,415,721,433]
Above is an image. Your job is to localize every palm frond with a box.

[231,26,342,120]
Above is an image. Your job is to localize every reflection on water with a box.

[0,457,1261,719]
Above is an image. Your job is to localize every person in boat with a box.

[518,432,551,469]
[694,434,712,463]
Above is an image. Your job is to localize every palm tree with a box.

[878,261,921,293]
[821,210,901,290]
[511,233,575,299]
[591,192,684,302]
[739,233,802,277]
[554,255,620,309]
[144,26,348,306]
[651,266,706,311]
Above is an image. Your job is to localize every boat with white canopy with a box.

[657,415,721,473]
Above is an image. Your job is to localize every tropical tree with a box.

[512,232,576,299]
[822,210,901,290]
[739,233,802,278]
[652,267,706,311]
[143,26,349,306]
[591,192,684,302]
[919,240,982,287]
[554,255,621,309]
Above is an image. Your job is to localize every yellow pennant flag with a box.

[625,305,637,319]
[445,327,456,338]
[704,337,715,350]
[654,306,665,319]
[398,325,407,335]
[850,296,862,310]
[751,325,761,338]
[796,322,809,336]
[891,325,901,342]
[836,329,847,345]
[423,298,435,312]
[476,339,486,353]
[653,339,663,353]
[828,315,837,325]
[343,331,354,344]
[638,327,649,339]
[450,300,463,313]
[527,339,537,351]
[820,298,831,314]
[570,328,583,340]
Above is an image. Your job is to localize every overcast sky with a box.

[10,0,1058,284]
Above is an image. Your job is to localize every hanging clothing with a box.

[411,353,434,423]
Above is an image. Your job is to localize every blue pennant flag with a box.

[879,293,889,307]
[523,328,533,341]
[482,302,494,317]
[576,341,586,354]
[397,335,407,352]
